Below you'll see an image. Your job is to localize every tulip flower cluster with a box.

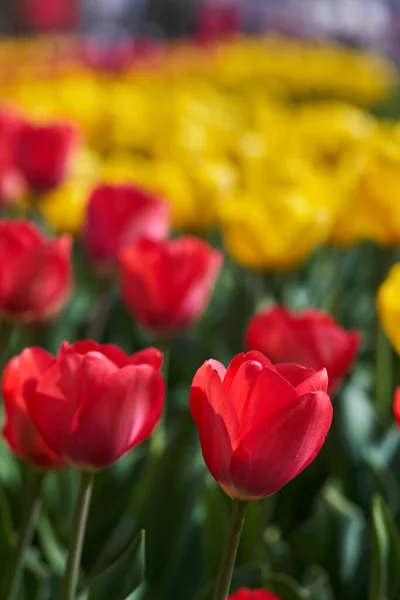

[0,36,399,272]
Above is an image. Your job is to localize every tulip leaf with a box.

[322,485,365,583]
[86,529,145,600]
[370,495,400,600]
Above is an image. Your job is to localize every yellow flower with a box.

[40,147,101,234]
[219,175,333,270]
[378,264,400,354]
[331,126,400,246]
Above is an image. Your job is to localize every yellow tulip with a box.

[378,264,400,354]
[40,147,101,234]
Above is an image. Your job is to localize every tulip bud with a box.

[247,306,360,394]
[83,183,170,274]
[0,220,73,323]
[119,235,223,334]
[190,351,332,500]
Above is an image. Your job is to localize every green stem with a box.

[86,282,114,342]
[62,471,94,600]
[0,322,16,371]
[376,324,393,417]
[4,472,45,600]
[213,499,248,600]
[150,336,170,455]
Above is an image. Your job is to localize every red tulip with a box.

[119,236,223,334]
[0,220,73,323]
[15,120,78,192]
[83,183,170,273]
[246,307,360,394]
[190,350,332,500]
[229,589,281,600]
[2,347,65,468]
[394,387,400,429]
[22,340,164,470]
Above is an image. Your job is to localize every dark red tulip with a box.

[15,120,78,192]
[190,350,332,500]
[229,589,281,600]
[2,347,65,468]
[119,236,223,334]
[83,183,170,273]
[246,307,360,394]
[0,220,73,323]
[23,340,165,470]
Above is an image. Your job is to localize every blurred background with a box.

[0,0,399,54]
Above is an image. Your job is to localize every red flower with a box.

[2,347,65,469]
[197,2,241,41]
[83,183,170,273]
[22,341,164,470]
[119,236,223,334]
[15,120,78,192]
[229,589,281,600]
[190,350,332,500]
[0,220,73,323]
[246,307,360,394]
[394,387,400,429]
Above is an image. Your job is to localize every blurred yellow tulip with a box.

[378,264,400,354]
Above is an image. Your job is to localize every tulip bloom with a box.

[15,120,78,192]
[119,236,223,334]
[2,347,65,469]
[83,183,170,272]
[246,307,360,394]
[0,220,73,323]
[378,264,400,354]
[190,351,332,500]
[394,387,400,429]
[20,341,164,470]
[229,589,281,600]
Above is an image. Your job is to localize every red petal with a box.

[230,391,333,498]
[128,347,163,369]
[223,351,271,392]
[394,387,400,429]
[191,361,239,447]
[241,366,297,436]
[190,385,234,487]
[68,364,165,467]
[276,363,328,394]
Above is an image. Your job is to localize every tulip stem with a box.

[0,322,16,371]
[86,282,114,342]
[151,336,170,455]
[376,323,393,417]
[62,471,94,600]
[4,472,45,600]
[213,499,247,600]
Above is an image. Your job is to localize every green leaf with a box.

[370,495,400,600]
[87,530,145,600]
[322,485,365,583]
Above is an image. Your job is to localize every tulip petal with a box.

[241,366,298,436]
[190,385,235,487]
[191,361,239,446]
[68,365,164,467]
[25,361,72,456]
[223,351,272,392]
[2,347,63,468]
[26,351,117,457]
[128,347,163,369]
[231,391,333,498]
[276,363,328,393]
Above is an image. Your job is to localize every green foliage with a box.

[1,242,400,599]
